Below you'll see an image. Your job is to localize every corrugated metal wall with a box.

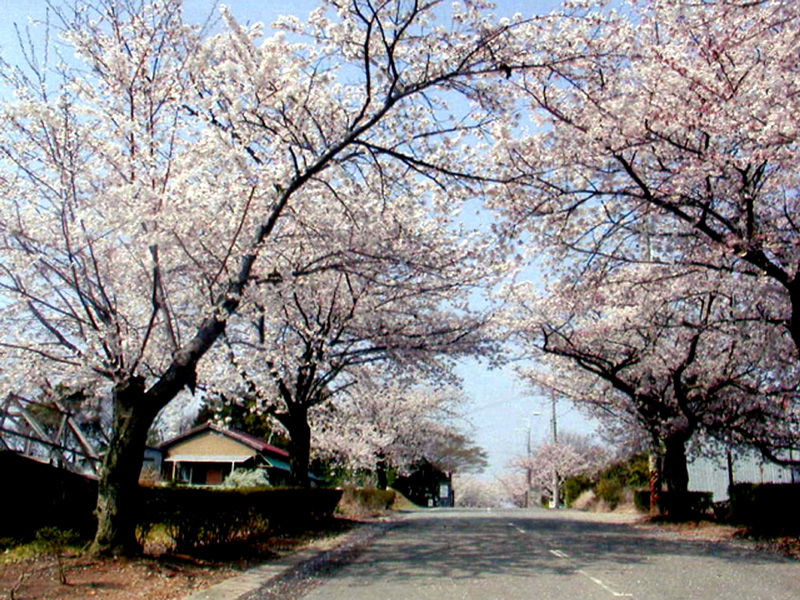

[688,447,799,501]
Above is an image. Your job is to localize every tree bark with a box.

[376,453,388,490]
[648,451,663,516]
[90,377,159,556]
[789,275,800,355]
[662,435,691,519]
[284,407,311,488]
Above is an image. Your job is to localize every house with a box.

[157,422,295,486]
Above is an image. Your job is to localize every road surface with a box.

[249,508,800,600]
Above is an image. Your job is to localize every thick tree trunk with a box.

[376,453,388,490]
[648,451,663,516]
[90,377,159,556]
[662,435,690,519]
[285,408,311,488]
[789,276,800,355]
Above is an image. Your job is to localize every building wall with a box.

[165,431,257,459]
[689,447,799,501]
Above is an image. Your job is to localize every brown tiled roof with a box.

[158,422,289,458]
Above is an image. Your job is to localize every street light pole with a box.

[520,411,541,509]
[525,426,532,508]
[551,395,559,509]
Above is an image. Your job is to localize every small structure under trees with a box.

[156,422,299,486]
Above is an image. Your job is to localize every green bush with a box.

[564,475,593,507]
[624,454,651,489]
[595,477,624,509]
[0,537,22,551]
[580,453,651,511]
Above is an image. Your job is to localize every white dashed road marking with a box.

[510,523,633,598]
[576,570,633,597]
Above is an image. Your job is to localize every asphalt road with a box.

[248,508,800,600]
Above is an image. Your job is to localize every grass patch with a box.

[1,529,86,565]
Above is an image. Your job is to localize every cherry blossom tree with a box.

[453,474,504,507]
[490,0,800,356]
[508,432,608,507]
[204,148,498,489]
[0,0,540,554]
[314,375,485,488]
[506,262,800,514]
[210,213,493,487]
[482,0,800,513]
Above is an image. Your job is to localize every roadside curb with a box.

[180,519,397,600]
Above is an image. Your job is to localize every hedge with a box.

[137,486,344,551]
[729,483,800,532]
[633,490,713,518]
[336,487,396,518]
[0,451,343,549]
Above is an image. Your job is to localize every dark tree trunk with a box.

[90,377,159,556]
[789,276,800,355]
[376,453,388,490]
[284,407,311,488]
[662,435,690,519]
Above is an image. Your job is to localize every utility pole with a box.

[525,425,532,508]
[520,411,540,509]
[551,395,559,508]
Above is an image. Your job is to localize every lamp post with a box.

[523,411,541,509]
[550,395,559,509]
[524,426,531,508]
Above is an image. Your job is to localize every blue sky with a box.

[0,0,599,480]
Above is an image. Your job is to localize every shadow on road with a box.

[247,508,794,599]
[352,510,772,581]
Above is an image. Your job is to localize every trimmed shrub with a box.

[729,483,800,532]
[634,490,713,519]
[336,487,396,518]
[137,486,343,551]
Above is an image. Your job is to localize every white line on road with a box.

[508,523,527,534]
[576,570,633,598]
[548,546,631,597]
[509,522,632,598]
